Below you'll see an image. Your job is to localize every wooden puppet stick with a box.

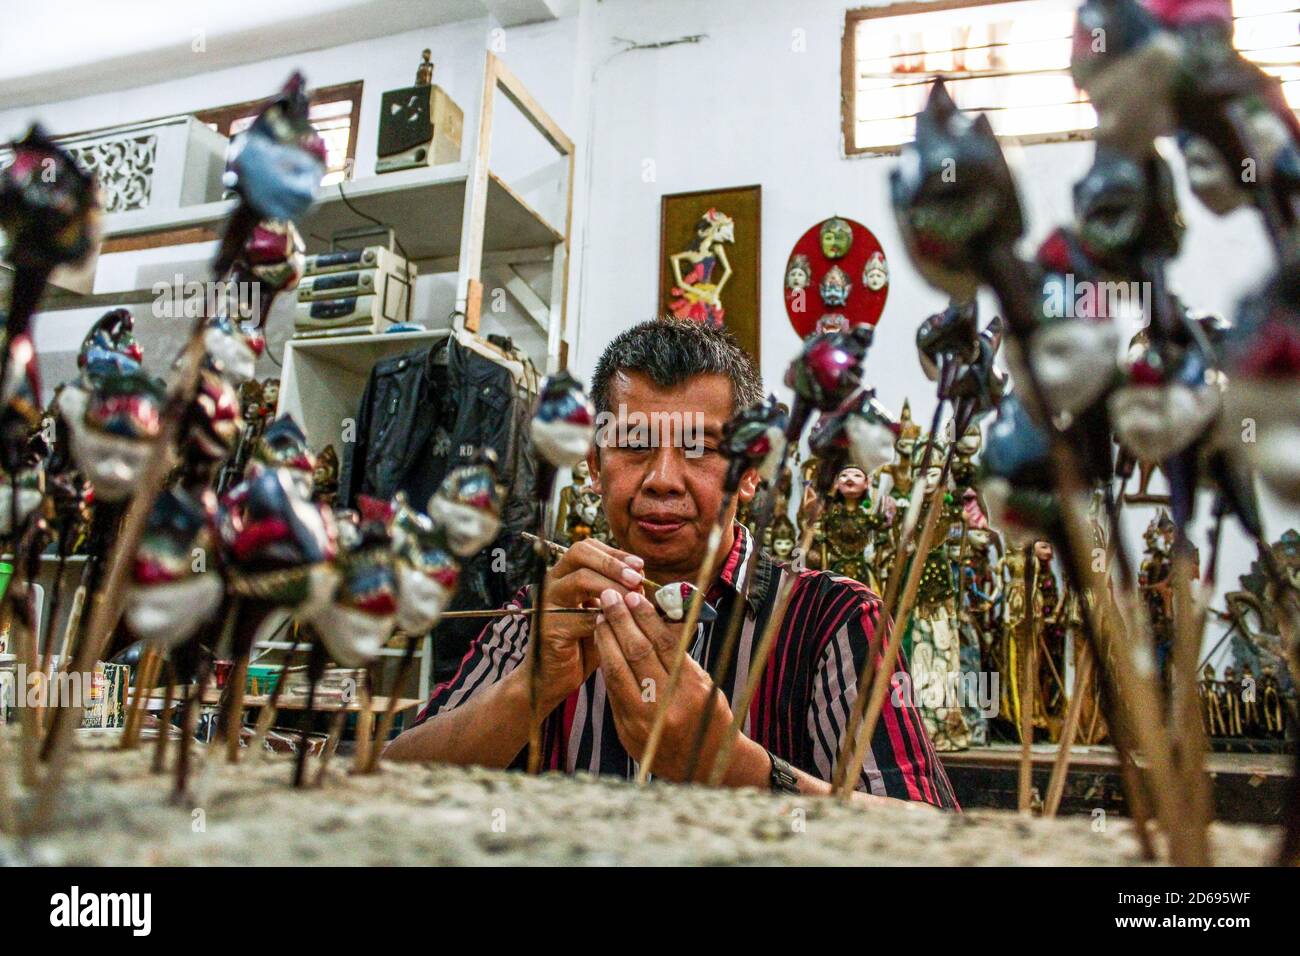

[1170,546,1213,863]
[313,708,349,786]
[29,324,208,833]
[1017,546,1037,813]
[218,599,248,764]
[293,637,328,788]
[151,661,177,774]
[706,511,822,787]
[0,728,16,835]
[525,480,557,776]
[349,673,375,775]
[40,575,88,738]
[832,461,950,801]
[440,607,597,619]
[121,647,163,751]
[680,528,768,782]
[830,395,950,794]
[246,647,294,761]
[1043,639,1094,818]
[10,594,41,788]
[363,633,419,774]
[34,552,68,731]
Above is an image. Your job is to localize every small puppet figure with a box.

[822,465,875,583]
[1201,662,1227,737]
[1260,665,1286,737]
[1031,539,1069,740]
[1138,511,1176,688]
[312,444,339,506]
[1222,665,1245,737]
[554,458,591,544]
[566,487,603,544]
[906,446,969,753]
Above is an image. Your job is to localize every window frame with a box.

[194,79,364,181]
[842,0,1090,157]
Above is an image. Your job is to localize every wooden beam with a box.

[493,55,575,157]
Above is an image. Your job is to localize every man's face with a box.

[589,371,757,581]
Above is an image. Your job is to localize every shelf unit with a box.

[25,44,576,376]
[12,30,575,701]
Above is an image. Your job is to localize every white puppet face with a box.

[428,498,501,557]
[1030,320,1119,418]
[835,467,868,501]
[863,253,889,292]
[71,423,154,502]
[396,563,453,635]
[203,324,258,385]
[0,481,43,536]
[533,419,594,470]
[1108,382,1220,464]
[655,584,685,621]
[125,574,224,649]
[315,604,393,669]
[925,465,945,493]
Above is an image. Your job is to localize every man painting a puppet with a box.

[387,319,956,809]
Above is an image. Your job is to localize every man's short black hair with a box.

[589,318,763,415]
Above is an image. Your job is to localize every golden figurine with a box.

[822,465,875,583]
[1222,665,1244,737]
[1030,540,1068,741]
[1261,665,1286,737]
[1201,663,1227,737]
[554,459,592,544]
[566,487,603,543]
[312,444,339,505]
[416,49,434,86]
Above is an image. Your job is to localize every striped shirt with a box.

[415,524,959,809]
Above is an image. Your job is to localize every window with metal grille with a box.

[842,0,1300,154]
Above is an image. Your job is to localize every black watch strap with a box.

[767,750,800,794]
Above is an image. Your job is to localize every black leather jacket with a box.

[340,335,537,678]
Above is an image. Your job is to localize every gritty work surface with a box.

[0,734,1280,866]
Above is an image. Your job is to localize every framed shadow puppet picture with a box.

[658,184,761,363]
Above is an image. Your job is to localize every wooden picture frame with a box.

[658,184,762,365]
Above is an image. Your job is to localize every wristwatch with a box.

[767,750,800,794]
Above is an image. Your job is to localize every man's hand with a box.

[528,539,646,712]
[591,587,735,783]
